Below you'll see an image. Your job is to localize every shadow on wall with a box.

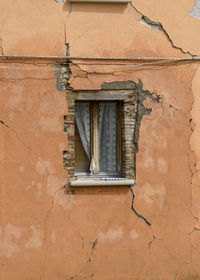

[66,186,130,195]
[63,0,127,14]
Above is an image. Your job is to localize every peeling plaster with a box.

[25,226,42,250]
[35,157,55,175]
[130,229,139,240]
[139,16,162,31]
[36,182,43,197]
[98,227,123,244]
[0,224,42,258]
[18,166,24,173]
[138,183,166,210]
[0,224,22,258]
[130,3,197,57]
[0,3,200,279]
[54,0,64,3]
[157,158,168,174]
[135,79,160,153]
[189,65,200,230]
[190,0,200,20]
[50,230,56,244]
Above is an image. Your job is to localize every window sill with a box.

[70,178,134,186]
[70,0,130,2]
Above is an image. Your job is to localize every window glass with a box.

[99,103,117,172]
[75,101,120,176]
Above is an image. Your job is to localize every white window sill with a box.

[70,0,130,2]
[70,178,134,186]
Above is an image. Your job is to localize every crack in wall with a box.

[159,88,200,265]
[88,239,97,263]
[69,274,94,280]
[158,78,200,236]
[67,239,97,280]
[187,64,200,250]
[0,118,68,181]
[129,3,197,58]
[129,185,151,226]
[0,119,33,154]
[129,184,156,256]
[54,0,64,3]
[65,2,73,46]
[187,153,199,225]
[0,38,4,55]
[0,120,8,128]
[148,235,155,250]
[55,43,72,92]
[59,74,159,250]
[40,186,65,280]
[58,45,199,271]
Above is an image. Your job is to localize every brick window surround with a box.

[63,82,138,184]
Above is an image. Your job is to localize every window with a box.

[75,101,121,177]
[64,84,137,186]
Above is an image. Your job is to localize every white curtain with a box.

[75,103,91,160]
[99,103,117,172]
[75,102,117,173]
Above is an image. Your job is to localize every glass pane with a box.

[75,103,91,172]
[99,102,117,172]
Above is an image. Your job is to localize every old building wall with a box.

[1,1,200,279]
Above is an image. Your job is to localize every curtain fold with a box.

[75,103,91,160]
[75,102,118,174]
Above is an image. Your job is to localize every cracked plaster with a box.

[1,1,200,280]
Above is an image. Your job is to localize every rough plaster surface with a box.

[1,1,200,280]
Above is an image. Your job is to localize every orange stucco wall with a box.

[1,1,200,279]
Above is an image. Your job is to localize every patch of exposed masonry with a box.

[135,80,160,152]
[101,80,160,153]
[56,65,159,248]
[190,0,200,20]
[54,45,159,222]
[55,44,72,92]
[130,3,197,58]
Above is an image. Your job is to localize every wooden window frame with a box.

[75,100,121,178]
[64,86,137,184]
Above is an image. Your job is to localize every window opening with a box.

[64,85,137,185]
[75,101,121,177]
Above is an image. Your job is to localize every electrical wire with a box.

[0,56,198,71]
